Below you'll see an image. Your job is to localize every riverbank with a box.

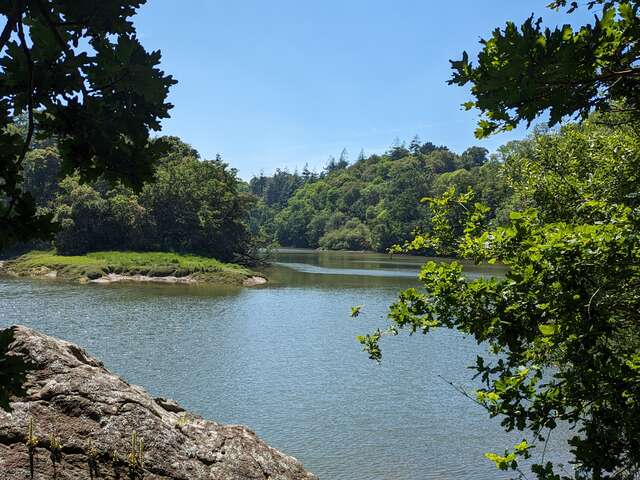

[0,251,267,287]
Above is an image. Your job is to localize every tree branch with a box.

[2,9,36,222]
[0,2,21,52]
[16,11,34,169]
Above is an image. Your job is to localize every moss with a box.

[1,250,260,286]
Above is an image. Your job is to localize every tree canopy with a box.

[359,1,640,478]
[13,136,257,263]
[249,141,505,252]
[451,0,640,137]
[361,114,640,480]
[0,0,175,249]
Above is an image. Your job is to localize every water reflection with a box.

[266,248,506,288]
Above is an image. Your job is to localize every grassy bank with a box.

[0,251,265,286]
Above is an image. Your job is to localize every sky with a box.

[134,1,593,180]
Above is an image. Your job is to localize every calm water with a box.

[0,249,568,479]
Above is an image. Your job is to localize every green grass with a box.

[2,250,256,285]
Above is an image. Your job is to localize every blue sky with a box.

[135,1,592,179]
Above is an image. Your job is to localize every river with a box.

[0,249,568,479]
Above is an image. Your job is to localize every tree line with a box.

[11,133,256,263]
[248,138,512,252]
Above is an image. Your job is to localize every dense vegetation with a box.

[0,0,175,249]
[249,140,511,252]
[359,0,640,479]
[10,135,257,263]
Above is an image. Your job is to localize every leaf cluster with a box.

[0,0,175,249]
[451,1,640,137]
[360,117,640,479]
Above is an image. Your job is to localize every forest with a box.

[248,140,509,252]
[6,129,257,263]
[9,115,637,262]
[8,124,515,259]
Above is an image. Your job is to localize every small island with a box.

[0,251,267,287]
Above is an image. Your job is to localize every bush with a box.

[319,220,372,251]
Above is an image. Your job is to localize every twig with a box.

[0,2,21,52]
[436,374,486,408]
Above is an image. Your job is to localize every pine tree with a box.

[409,135,421,155]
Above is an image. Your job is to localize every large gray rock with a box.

[0,326,317,479]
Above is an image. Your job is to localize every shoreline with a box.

[0,251,268,288]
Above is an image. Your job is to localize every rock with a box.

[154,398,185,414]
[89,273,198,285]
[242,276,268,287]
[0,326,317,480]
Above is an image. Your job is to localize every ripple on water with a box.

[0,250,566,480]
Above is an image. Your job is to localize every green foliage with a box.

[251,140,508,252]
[12,137,258,263]
[426,5,640,473]
[249,168,309,208]
[139,152,256,262]
[450,1,640,137]
[498,115,640,222]
[361,118,640,479]
[0,1,176,249]
[21,146,62,206]
[318,219,372,251]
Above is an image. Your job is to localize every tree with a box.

[409,135,422,155]
[301,163,316,183]
[153,136,200,166]
[450,1,640,138]
[52,175,150,255]
[0,0,176,249]
[324,153,349,174]
[318,219,372,251]
[360,1,640,477]
[339,148,349,166]
[263,168,303,207]
[460,146,489,169]
[21,146,62,206]
[388,138,410,160]
[365,169,640,479]
[419,141,441,155]
[140,155,255,262]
